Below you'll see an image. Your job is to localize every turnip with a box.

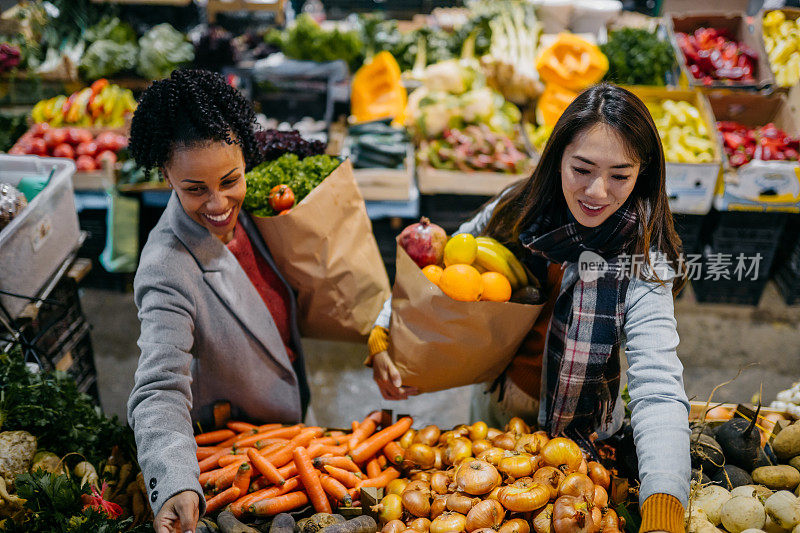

[693,485,731,525]
[753,466,800,491]
[741,530,767,533]
[721,496,766,533]
[764,517,789,533]
[732,485,774,502]
[716,406,763,471]
[765,491,800,530]
[687,508,723,533]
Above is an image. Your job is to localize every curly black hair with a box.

[129,69,260,172]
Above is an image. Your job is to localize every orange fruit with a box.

[439,264,484,302]
[480,272,512,302]
[422,264,444,286]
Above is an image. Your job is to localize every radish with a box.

[721,496,766,533]
[693,485,731,525]
[765,491,800,530]
[715,404,763,471]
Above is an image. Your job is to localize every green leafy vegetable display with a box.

[80,40,138,79]
[601,28,675,86]
[244,153,341,217]
[85,17,137,46]
[137,23,194,80]
[266,15,363,71]
[0,349,133,467]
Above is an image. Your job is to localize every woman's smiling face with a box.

[560,123,641,228]
[163,141,246,243]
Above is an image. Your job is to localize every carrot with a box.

[219,433,247,447]
[227,421,258,433]
[264,427,324,468]
[293,447,331,513]
[323,465,362,488]
[348,413,379,451]
[199,447,233,472]
[319,474,352,507]
[311,436,338,446]
[205,486,240,513]
[196,429,236,446]
[248,449,285,486]
[351,421,359,433]
[257,423,284,432]
[329,431,347,438]
[250,473,302,494]
[377,455,388,469]
[312,456,361,473]
[383,441,404,465]
[366,459,381,479]
[277,462,297,479]
[250,438,288,449]
[203,462,241,491]
[197,447,223,460]
[350,417,413,464]
[219,455,250,468]
[234,463,252,495]
[257,442,285,455]
[237,427,301,448]
[249,491,309,516]
[358,466,400,489]
[309,444,348,459]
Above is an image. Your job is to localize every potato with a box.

[721,496,766,533]
[694,485,732,525]
[753,466,800,491]
[765,491,800,530]
[773,423,800,461]
[790,457,800,472]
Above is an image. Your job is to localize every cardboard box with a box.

[628,86,723,214]
[708,91,800,212]
[667,12,774,90]
[756,7,800,89]
[416,165,529,196]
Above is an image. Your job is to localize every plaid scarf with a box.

[520,201,638,437]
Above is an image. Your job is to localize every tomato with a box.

[268,184,295,212]
[278,209,292,216]
[43,128,67,149]
[75,155,98,172]
[30,123,50,137]
[95,131,124,153]
[29,138,47,156]
[7,146,25,155]
[95,150,117,167]
[75,142,98,157]
[52,144,75,159]
[67,128,93,146]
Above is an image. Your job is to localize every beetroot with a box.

[398,217,447,268]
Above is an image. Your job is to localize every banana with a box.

[475,244,521,290]
[476,237,529,287]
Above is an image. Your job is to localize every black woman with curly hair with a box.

[126,69,311,533]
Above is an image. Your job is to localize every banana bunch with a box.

[474,237,529,290]
[763,10,800,88]
[30,81,136,128]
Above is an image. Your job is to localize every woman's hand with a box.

[372,351,419,400]
[154,490,199,533]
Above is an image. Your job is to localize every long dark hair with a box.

[484,83,686,292]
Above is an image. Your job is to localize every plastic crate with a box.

[692,276,770,306]
[77,208,135,291]
[0,155,80,319]
[706,211,788,276]
[775,266,800,305]
[672,213,706,255]
[419,194,491,235]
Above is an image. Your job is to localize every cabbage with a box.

[137,23,194,80]
[80,40,138,79]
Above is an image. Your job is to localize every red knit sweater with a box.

[226,222,296,362]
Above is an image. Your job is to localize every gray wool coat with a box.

[127,193,310,517]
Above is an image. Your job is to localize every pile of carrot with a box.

[194,413,413,518]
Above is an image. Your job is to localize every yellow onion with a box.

[471,439,493,456]
[455,460,501,495]
[386,479,409,496]
[411,471,432,483]
[578,458,588,475]
[497,483,550,512]
[402,490,431,518]
[430,512,467,533]
[400,429,417,449]
[532,504,554,533]
[498,454,534,479]
[587,461,610,490]
[532,466,565,501]
[478,447,509,466]
[415,425,441,446]
[469,421,489,441]
[487,486,502,501]
[444,438,473,466]
[498,518,531,533]
[430,495,448,520]
[516,432,549,455]
[599,509,622,533]
[382,520,406,533]
[404,480,430,494]
[552,495,595,533]
[375,494,403,524]
[433,447,443,470]
[541,438,582,473]
[405,444,436,470]
[505,417,530,435]
[446,493,480,515]
[430,471,450,495]
[487,428,502,440]
[557,473,595,502]
[409,518,431,533]
[593,485,608,510]
[530,454,545,472]
[492,432,517,451]
[465,499,505,532]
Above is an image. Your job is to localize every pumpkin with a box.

[535,84,579,127]
[351,51,407,124]
[536,33,608,92]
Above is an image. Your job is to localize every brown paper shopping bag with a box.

[389,244,544,392]
[252,159,391,342]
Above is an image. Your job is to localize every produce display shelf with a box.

[353,148,416,202]
[416,165,528,196]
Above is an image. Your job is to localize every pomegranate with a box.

[398,217,447,268]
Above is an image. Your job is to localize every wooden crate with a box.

[207,0,286,24]
[353,150,415,202]
[416,165,528,196]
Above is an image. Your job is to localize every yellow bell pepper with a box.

[351,51,407,124]
[535,83,580,127]
[535,33,608,92]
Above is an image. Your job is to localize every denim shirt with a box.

[375,198,691,506]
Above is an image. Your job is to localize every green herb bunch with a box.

[244,153,340,217]
[601,28,675,86]
[266,15,363,71]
